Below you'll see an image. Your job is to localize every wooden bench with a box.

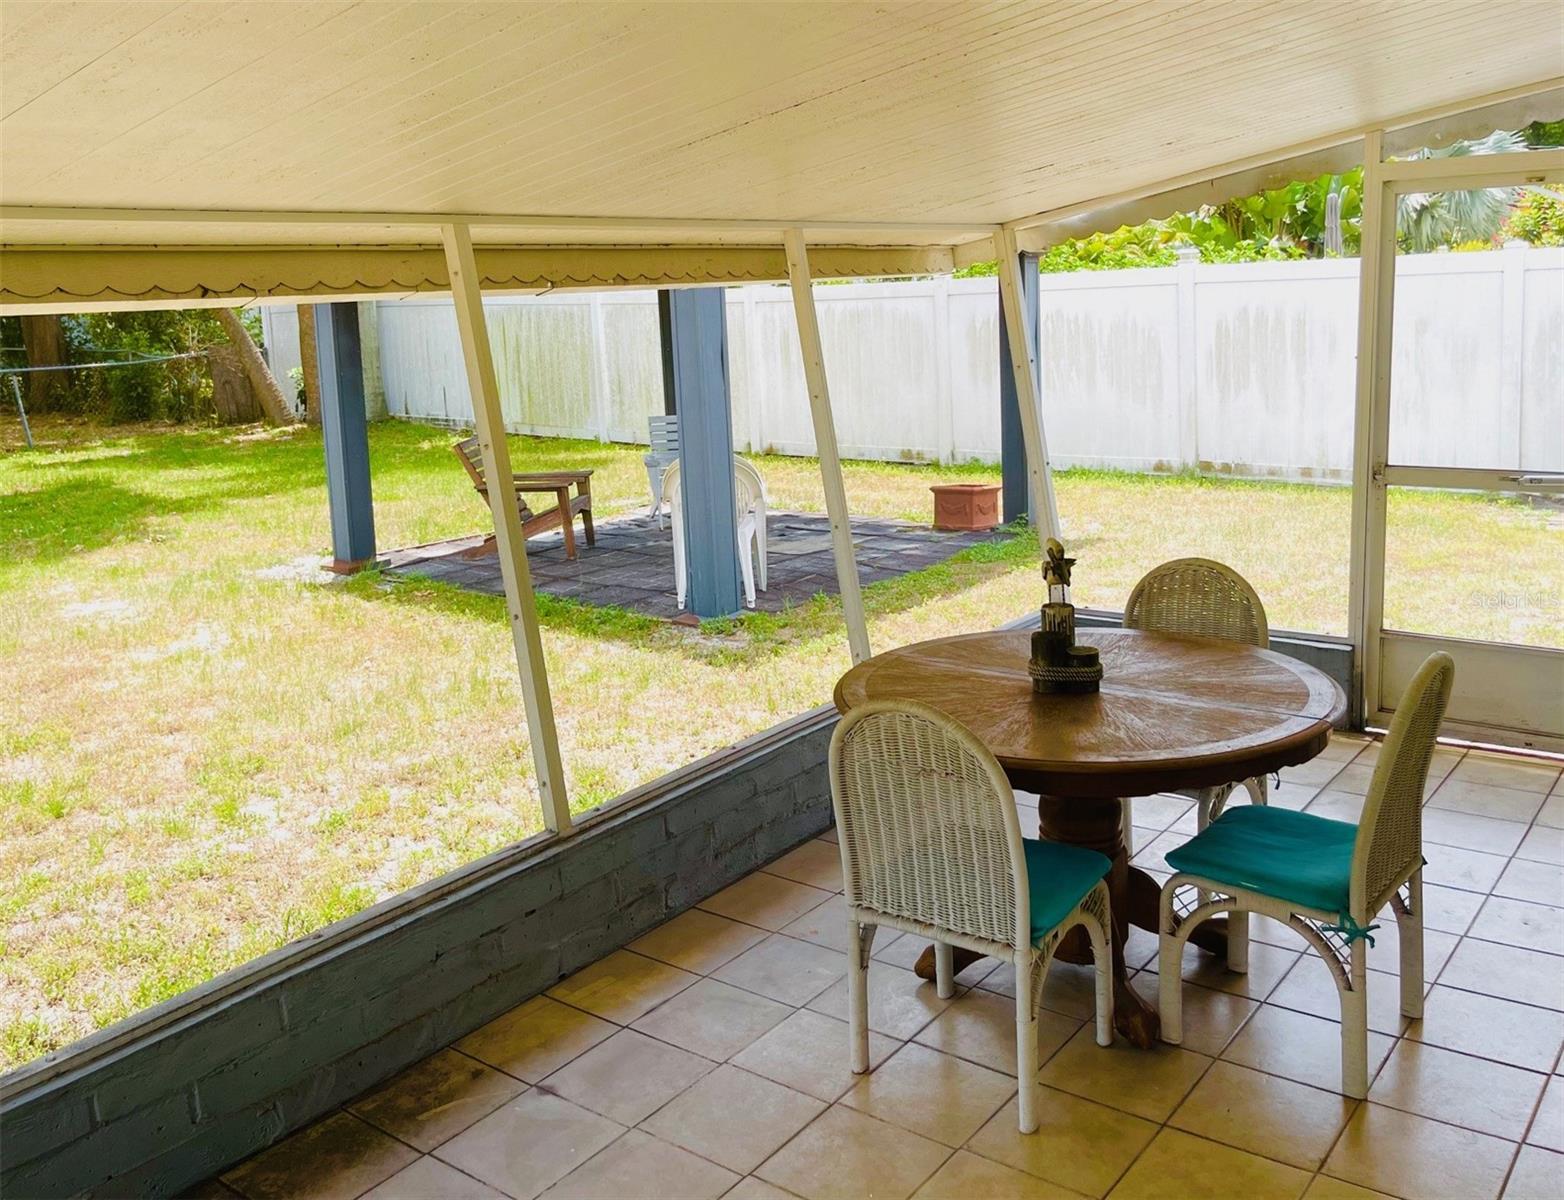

[452,436,595,560]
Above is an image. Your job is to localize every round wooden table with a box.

[833,626,1346,1047]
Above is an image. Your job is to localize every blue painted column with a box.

[998,252,1040,525]
[314,302,376,572]
[660,288,742,618]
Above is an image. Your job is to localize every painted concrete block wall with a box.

[0,713,837,1199]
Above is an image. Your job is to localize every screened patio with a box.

[1,4,1562,1198]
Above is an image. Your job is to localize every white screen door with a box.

[1358,147,1564,750]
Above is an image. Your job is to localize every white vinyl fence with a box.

[261,245,1562,481]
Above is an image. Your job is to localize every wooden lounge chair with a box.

[452,436,595,560]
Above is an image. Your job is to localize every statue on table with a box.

[1029,537,1103,694]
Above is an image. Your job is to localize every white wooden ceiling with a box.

[3,0,1561,245]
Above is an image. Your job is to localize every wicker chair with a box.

[830,700,1114,1133]
[1158,651,1454,1098]
[1122,558,1272,849]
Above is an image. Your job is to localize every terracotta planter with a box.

[930,482,1002,531]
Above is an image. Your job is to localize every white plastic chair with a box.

[1122,557,1272,850]
[644,415,680,529]
[1159,652,1453,1098]
[664,457,767,610]
[830,699,1114,1134]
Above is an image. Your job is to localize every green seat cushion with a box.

[1022,838,1112,944]
[1164,805,1357,915]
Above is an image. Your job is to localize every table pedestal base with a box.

[911,794,1233,1049]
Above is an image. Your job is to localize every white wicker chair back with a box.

[1123,557,1270,647]
[830,700,1030,951]
[1351,652,1455,915]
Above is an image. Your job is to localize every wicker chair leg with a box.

[1158,884,1187,1045]
[934,942,955,999]
[1398,870,1425,1019]
[1339,942,1370,1099]
[1085,904,1113,1047]
[847,920,874,1073]
[1228,907,1250,974]
[1014,953,1040,1134]
[1120,798,1134,857]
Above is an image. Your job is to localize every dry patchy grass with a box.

[0,416,1555,1068]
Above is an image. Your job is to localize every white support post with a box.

[995,226,1061,539]
[783,228,871,665]
[440,223,572,834]
[1347,131,1393,729]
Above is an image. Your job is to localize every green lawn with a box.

[1,416,1556,1068]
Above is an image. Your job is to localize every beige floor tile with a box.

[765,838,845,891]
[1129,975,1258,1058]
[1320,762,1375,796]
[1169,1059,1354,1170]
[347,1048,525,1151]
[1528,1076,1564,1152]
[911,1150,1084,1199]
[1537,793,1564,830]
[1266,959,1411,1037]
[980,958,1104,1021]
[1504,1145,1564,1200]
[222,1112,419,1200]
[1408,985,1564,1073]
[1123,925,1162,970]
[819,825,840,843]
[1357,918,1457,978]
[1428,779,1547,824]
[874,934,1003,985]
[1125,793,1193,831]
[731,1008,900,1102]
[1148,937,1299,1002]
[1269,778,1324,811]
[1369,1039,1545,1140]
[1473,895,1564,957]
[1440,938,1564,1011]
[1424,846,1509,894]
[713,931,847,1006]
[1450,752,1562,795]
[542,1028,714,1126]
[1519,825,1564,866]
[1304,790,1367,823]
[538,1128,737,1200]
[1130,830,1189,875]
[456,995,617,1082]
[1493,858,1564,905]
[1250,914,1312,953]
[1323,1101,1515,1200]
[699,872,834,931]
[913,986,1082,1076]
[808,960,955,1040]
[966,1090,1157,1198]
[632,976,792,1059]
[546,949,699,1024]
[1282,757,1352,787]
[1299,1177,1395,1200]
[1222,1005,1394,1092]
[723,1178,801,1200]
[781,893,852,951]
[842,1042,1016,1147]
[1038,1024,1211,1123]
[641,1063,824,1173]
[1108,1127,1310,1200]
[360,1156,507,1200]
[435,1090,622,1200]
[755,1105,952,1200]
[628,908,769,974]
[1423,883,1485,934]
[1423,808,1529,856]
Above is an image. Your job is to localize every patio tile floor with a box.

[377,512,1008,620]
[208,734,1564,1200]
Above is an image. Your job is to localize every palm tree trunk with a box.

[216,308,295,425]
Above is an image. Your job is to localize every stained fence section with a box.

[259,246,1561,482]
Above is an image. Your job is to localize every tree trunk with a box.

[19,314,65,409]
[297,304,322,426]
[216,308,295,425]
